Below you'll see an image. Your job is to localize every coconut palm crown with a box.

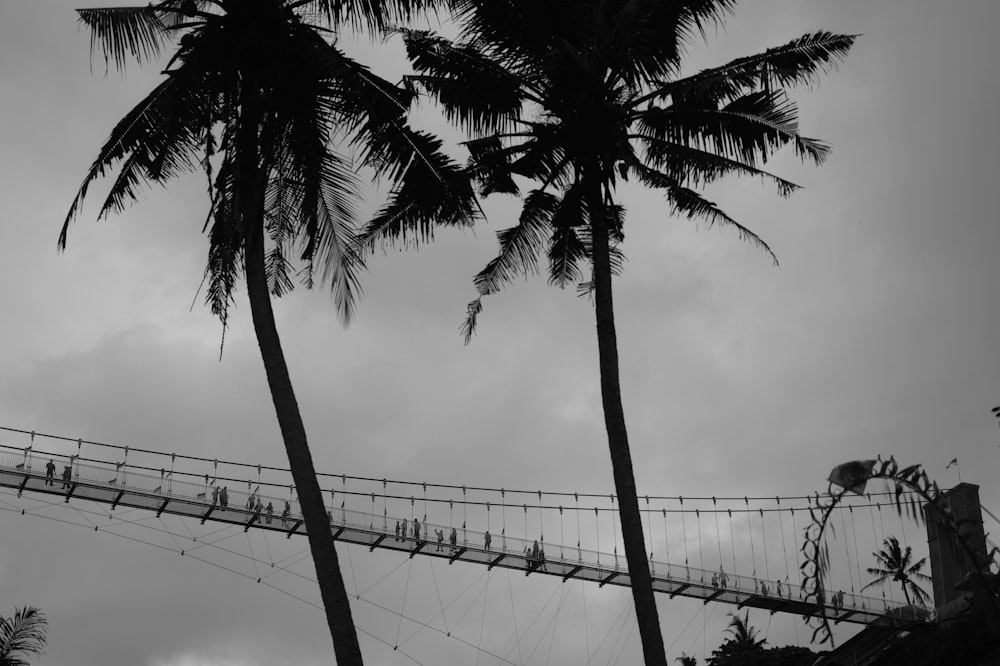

[61,1,477,663]
[369,2,855,663]
[862,535,933,607]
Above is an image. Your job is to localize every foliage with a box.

[707,612,767,666]
[64,0,475,331]
[677,653,697,666]
[862,535,933,607]
[381,4,855,334]
[63,1,473,663]
[0,606,47,666]
[374,3,854,663]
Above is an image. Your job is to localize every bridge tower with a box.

[923,482,990,621]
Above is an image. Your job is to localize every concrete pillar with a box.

[923,483,988,618]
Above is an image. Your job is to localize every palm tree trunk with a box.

[238,88,364,665]
[245,230,365,664]
[588,181,667,666]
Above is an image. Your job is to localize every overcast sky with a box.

[2,1,1000,665]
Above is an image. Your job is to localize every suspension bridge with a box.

[0,428,935,630]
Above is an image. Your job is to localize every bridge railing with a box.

[0,445,923,620]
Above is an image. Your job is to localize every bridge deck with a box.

[0,451,922,625]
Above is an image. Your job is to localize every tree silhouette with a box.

[61,2,474,663]
[0,606,47,666]
[708,612,767,666]
[862,535,933,607]
[375,3,854,662]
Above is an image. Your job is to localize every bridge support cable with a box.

[680,497,690,576]
[745,498,757,581]
[574,493,581,563]
[759,508,770,583]
[727,508,737,582]
[643,495,652,567]
[839,505,854,598]
[594,505,600,568]
[662,508,670,578]
[394,557,413,652]
[777,499,791,595]
[698,507,706,582]
[712,501,723,575]
[610,493,618,570]
[849,505,863,599]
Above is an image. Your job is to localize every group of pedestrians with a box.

[710,569,730,589]
[210,485,229,508]
[394,518,424,542]
[44,459,73,489]
[525,539,547,571]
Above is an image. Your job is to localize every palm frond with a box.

[464,137,520,196]
[634,163,777,264]
[460,295,484,345]
[472,189,558,296]
[0,605,47,665]
[546,184,589,288]
[302,0,441,33]
[602,0,738,86]
[400,29,535,134]
[636,132,801,197]
[639,89,830,168]
[361,127,480,251]
[77,6,170,72]
[639,31,856,107]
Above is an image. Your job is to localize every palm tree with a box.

[862,536,933,607]
[370,2,854,662]
[61,2,476,663]
[707,612,766,666]
[0,606,47,666]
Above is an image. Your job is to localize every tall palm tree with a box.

[0,606,47,666]
[707,612,766,666]
[61,2,476,663]
[862,536,933,607]
[368,2,854,662]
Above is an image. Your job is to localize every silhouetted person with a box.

[777,580,783,598]
[61,465,72,489]
[395,521,401,540]
[719,569,728,589]
[711,573,718,587]
[402,518,408,539]
[281,500,291,526]
[538,548,546,571]
[211,486,220,505]
[219,486,228,508]
[265,501,273,524]
[413,518,421,541]
[45,459,55,485]
[761,581,768,597]
[484,530,491,551]
[449,527,458,551]
[436,529,444,551]
[532,540,540,561]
